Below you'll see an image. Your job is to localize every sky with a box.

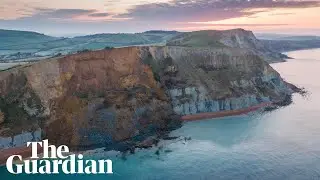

[1,0,320,36]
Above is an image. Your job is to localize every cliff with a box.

[167,29,287,63]
[141,46,295,114]
[0,48,181,150]
[0,46,297,150]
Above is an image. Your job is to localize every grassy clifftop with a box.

[166,29,286,63]
[0,29,178,51]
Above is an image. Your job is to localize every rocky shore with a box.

[181,102,271,121]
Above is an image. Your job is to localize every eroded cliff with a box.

[141,46,295,116]
[0,46,297,150]
[0,47,179,150]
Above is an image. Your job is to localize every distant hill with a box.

[256,33,320,41]
[261,39,320,52]
[256,33,320,52]
[144,30,179,34]
[71,30,179,48]
[0,30,179,61]
[0,29,58,49]
[260,34,320,52]
[272,36,320,41]
[0,29,178,51]
[0,29,319,62]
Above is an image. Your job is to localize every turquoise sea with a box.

[1,48,320,180]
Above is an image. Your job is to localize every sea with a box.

[1,48,320,180]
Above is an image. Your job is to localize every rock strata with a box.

[0,46,298,150]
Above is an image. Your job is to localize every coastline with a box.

[0,102,272,166]
[181,102,272,121]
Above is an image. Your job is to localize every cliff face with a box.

[141,46,294,116]
[0,48,179,150]
[0,46,296,150]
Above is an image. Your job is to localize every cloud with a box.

[32,8,96,19]
[172,22,290,31]
[3,7,113,22]
[88,13,110,17]
[187,23,290,27]
[1,0,320,35]
[269,12,295,16]
[117,0,320,22]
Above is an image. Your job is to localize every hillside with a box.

[256,33,320,52]
[166,29,287,63]
[261,39,320,52]
[256,33,320,41]
[0,29,58,49]
[0,30,179,61]
[274,36,320,41]
[1,29,319,62]
[68,30,179,49]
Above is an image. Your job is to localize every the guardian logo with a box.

[6,140,113,174]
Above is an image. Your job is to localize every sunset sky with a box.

[1,0,320,36]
